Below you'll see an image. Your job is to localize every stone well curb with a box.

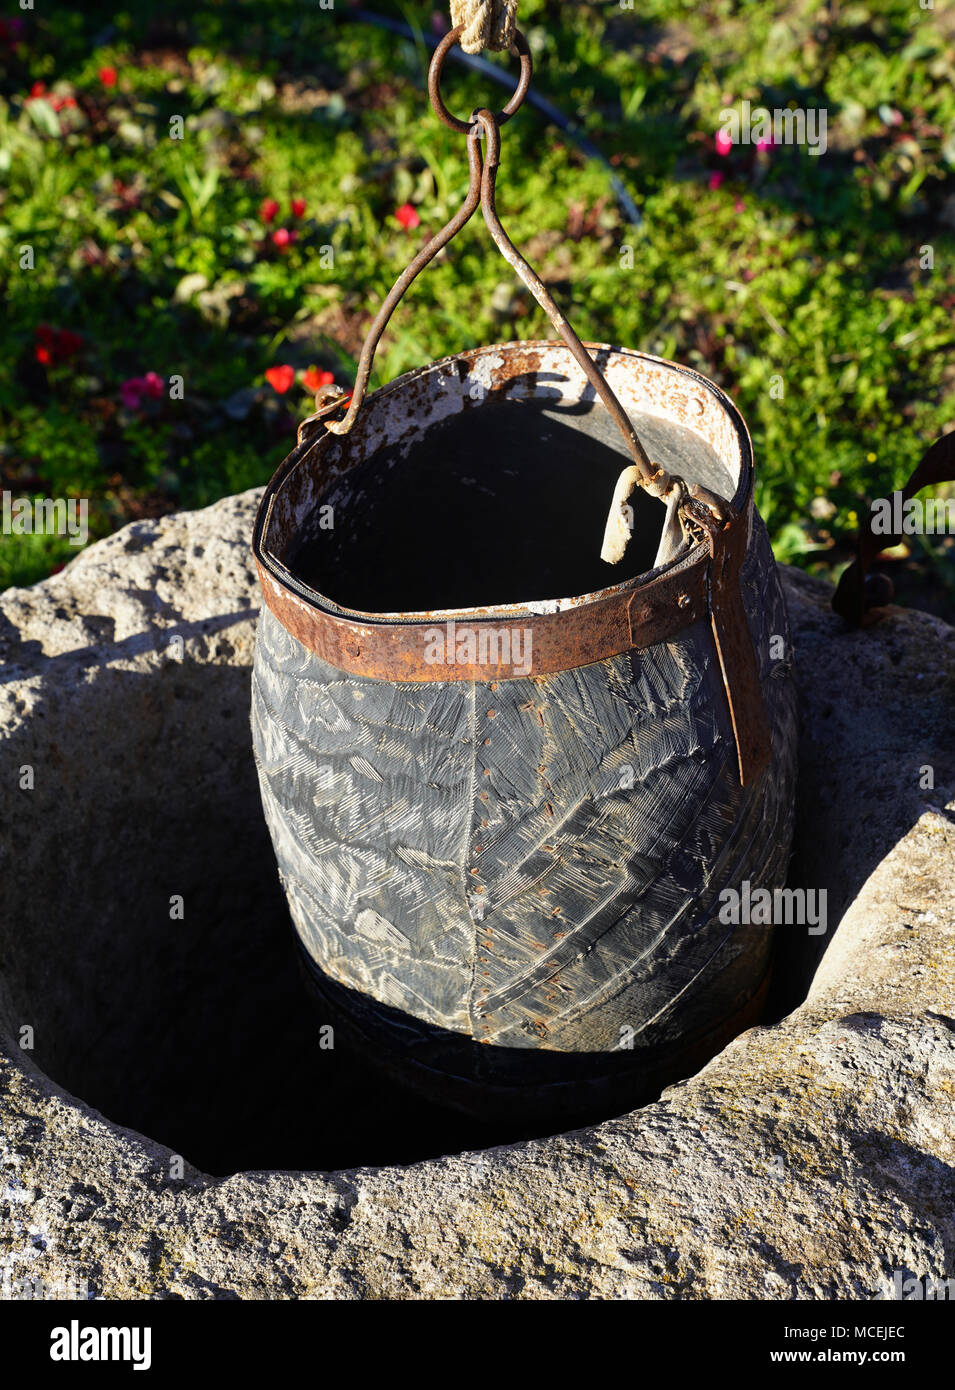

[1,489,953,1299]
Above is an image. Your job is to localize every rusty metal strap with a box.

[684,498,772,786]
[833,429,955,626]
[254,545,709,682]
[253,469,769,786]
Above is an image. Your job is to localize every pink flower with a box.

[98,66,117,88]
[715,130,733,156]
[734,198,745,214]
[121,372,165,410]
[121,378,144,409]
[270,227,298,249]
[260,198,280,224]
[290,197,306,219]
[755,137,774,152]
[708,171,725,191]
[395,202,420,230]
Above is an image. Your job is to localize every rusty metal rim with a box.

[254,339,753,608]
[252,341,753,631]
[252,340,768,784]
[250,341,750,631]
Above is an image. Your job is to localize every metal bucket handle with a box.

[300,26,727,532]
[271,32,775,788]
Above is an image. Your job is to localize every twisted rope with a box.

[450,0,518,54]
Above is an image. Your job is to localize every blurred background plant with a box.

[0,0,953,606]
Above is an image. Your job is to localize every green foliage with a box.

[0,0,953,590]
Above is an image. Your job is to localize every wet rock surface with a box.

[1,490,953,1299]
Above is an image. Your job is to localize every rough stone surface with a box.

[1,489,953,1300]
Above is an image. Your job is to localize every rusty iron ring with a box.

[428,24,532,134]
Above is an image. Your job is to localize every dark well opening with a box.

[0,402,780,1179]
[0,628,819,1182]
[291,398,724,612]
[0,654,527,1176]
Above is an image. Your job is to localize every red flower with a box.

[290,197,306,219]
[112,178,140,210]
[303,367,335,393]
[265,365,295,394]
[99,66,117,88]
[56,329,84,357]
[270,227,298,249]
[28,81,46,99]
[260,198,280,224]
[34,324,83,366]
[395,202,420,230]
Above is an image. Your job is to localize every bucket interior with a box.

[265,345,747,616]
[295,398,679,612]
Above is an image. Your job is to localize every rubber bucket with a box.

[251,339,797,1123]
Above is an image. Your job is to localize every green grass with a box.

[1,0,953,591]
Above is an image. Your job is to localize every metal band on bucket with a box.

[252,341,772,784]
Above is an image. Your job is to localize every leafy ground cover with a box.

[1,0,953,604]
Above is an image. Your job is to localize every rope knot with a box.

[450,0,519,54]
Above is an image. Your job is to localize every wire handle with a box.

[307,26,728,529]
